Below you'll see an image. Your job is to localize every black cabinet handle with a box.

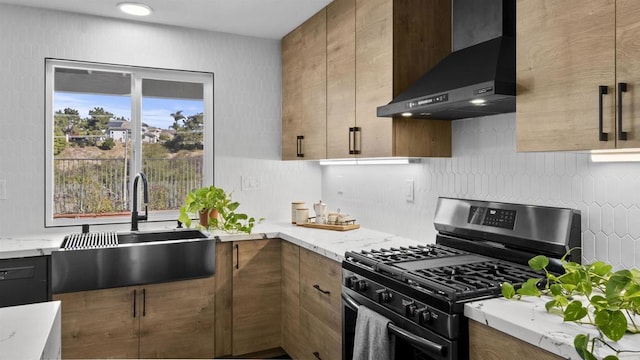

[313,284,331,295]
[618,82,628,141]
[142,288,146,317]
[599,85,609,141]
[349,127,355,154]
[297,135,304,158]
[133,289,137,318]
[353,127,361,155]
[312,351,321,359]
[235,244,239,269]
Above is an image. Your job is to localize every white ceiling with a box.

[0,0,332,39]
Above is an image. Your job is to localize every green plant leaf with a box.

[591,261,613,277]
[545,299,558,312]
[517,278,542,297]
[550,283,563,296]
[501,282,515,299]
[573,334,597,360]
[595,309,628,341]
[607,270,632,301]
[602,356,619,360]
[528,255,549,271]
[589,295,607,311]
[564,301,588,322]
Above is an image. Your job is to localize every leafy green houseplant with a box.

[177,185,261,234]
[501,254,640,360]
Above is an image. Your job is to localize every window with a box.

[45,59,213,227]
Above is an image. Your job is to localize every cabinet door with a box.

[355,0,394,157]
[516,0,616,151]
[616,0,640,148]
[53,287,139,359]
[282,27,303,160]
[299,248,342,359]
[232,239,282,355]
[281,241,301,358]
[138,276,215,359]
[327,0,356,159]
[469,320,564,360]
[301,9,328,160]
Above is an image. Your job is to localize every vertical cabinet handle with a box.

[353,127,361,155]
[235,244,239,269]
[599,85,609,141]
[312,351,322,359]
[133,289,137,318]
[297,135,304,158]
[142,288,146,317]
[349,127,355,154]
[618,82,628,141]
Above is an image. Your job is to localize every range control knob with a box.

[376,289,392,303]
[404,301,417,317]
[416,308,432,325]
[345,276,359,289]
[356,280,368,292]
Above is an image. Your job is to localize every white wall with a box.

[322,113,640,269]
[0,4,320,236]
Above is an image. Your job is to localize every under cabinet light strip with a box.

[319,158,421,166]
[590,149,640,162]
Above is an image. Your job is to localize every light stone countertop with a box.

[0,300,61,359]
[464,296,640,359]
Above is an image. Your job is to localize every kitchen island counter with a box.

[0,300,61,359]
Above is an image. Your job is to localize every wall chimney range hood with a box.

[377,0,516,120]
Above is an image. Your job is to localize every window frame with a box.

[45,58,214,227]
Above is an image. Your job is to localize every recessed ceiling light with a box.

[470,99,486,105]
[118,2,153,16]
[401,112,413,117]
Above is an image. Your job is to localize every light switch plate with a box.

[405,179,414,202]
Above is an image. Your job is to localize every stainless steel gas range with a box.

[341,197,581,360]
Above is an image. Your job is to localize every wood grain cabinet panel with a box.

[282,10,327,160]
[281,241,302,359]
[469,320,564,360]
[54,276,216,359]
[232,239,282,356]
[299,247,342,360]
[53,286,139,359]
[516,0,640,151]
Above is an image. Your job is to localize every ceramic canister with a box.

[295,208,309,225]
[291,202,306,224]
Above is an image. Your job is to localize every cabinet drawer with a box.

[299,248,341,334]
[300,307,341,360]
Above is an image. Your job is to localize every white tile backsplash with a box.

[322,113,640,269]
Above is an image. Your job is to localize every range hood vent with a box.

[377,0,516,120]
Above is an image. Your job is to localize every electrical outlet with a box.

[405,179,414,202]
[241,176,262,191]
[0,179,6,200]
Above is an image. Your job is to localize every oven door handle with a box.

[342,292,448,358]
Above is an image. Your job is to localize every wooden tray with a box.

[296,223,360,231]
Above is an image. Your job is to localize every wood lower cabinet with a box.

[53,276,215,359]
[232,239,282,356]
[469,320,564,360]
[516,0,640,151]
[299,247,342,360]
[53,286,139,359]
[281,241,302,358]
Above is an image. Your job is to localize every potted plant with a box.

[501,253,640,360]
[178,185,261,234]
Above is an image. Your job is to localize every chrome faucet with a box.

[131,172,149,231]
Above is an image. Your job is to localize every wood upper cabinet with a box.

[469,320,564,360]
[282,9,327,160]
[354,0,452,158]
[299,247,342,360]
[53,276,216,359]
[285,0,452,160]
[516,0,640,151]
[232,239,282,356]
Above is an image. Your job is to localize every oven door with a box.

[342,288,460,360]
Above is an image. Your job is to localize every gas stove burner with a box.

[356,244,467,263]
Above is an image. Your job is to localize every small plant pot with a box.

[199,208,219,228]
